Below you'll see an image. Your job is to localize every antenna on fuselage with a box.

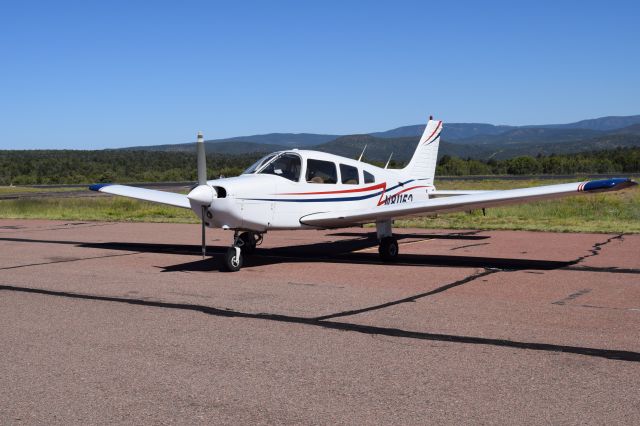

[358,144,367,162]
[384,152,394,169]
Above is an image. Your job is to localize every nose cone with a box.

[187,184,216,205]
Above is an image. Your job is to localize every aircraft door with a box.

[240,199,273,231]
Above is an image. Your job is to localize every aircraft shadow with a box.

[2,235,635,363]
[328,231,490,240]
[161,251,573,273]
[0,234,575,272]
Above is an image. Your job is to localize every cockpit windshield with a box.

[242,152,302,182]
[242,154,277,175]
[259,153,301,182]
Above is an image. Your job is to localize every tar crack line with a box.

[1,284,639,363]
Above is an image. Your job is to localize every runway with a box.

[1,219,639,424]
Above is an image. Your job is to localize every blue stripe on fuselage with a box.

[242,179,415,203]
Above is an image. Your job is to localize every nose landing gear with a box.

[223,231,263,272]
[238,231,262,255]
[224,245,243,272]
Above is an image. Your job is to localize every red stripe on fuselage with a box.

[376,185,428,206]
[393,185,429,197]
[278,182,386,196]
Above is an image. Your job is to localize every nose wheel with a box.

[222,231,263,272]
[224,246,243,272]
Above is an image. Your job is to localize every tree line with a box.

[435,147,640,176]
[1,147,639,185]
[0,150,262,185]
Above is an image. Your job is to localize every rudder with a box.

[402,118,442,183]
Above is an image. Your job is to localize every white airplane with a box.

[90,117,636,271]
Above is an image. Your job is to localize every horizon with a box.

[1,0,639,149]
[3,112,640,151]
[167,113,640,146]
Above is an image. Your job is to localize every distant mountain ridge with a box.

[371,123,515,140]
[527,115,640,131]
[121,114,640,162]
[127,133,337,152]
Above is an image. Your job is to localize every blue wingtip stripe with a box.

[581,178,633,192]
[89,183,113,191]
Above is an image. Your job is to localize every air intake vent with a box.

[214,186,227,198]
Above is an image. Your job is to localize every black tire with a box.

[238,232,257,254]
[224,247,243,272]
[378,237,399,261]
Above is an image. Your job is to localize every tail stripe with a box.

[422,121,442,145]
[402,118,443,183]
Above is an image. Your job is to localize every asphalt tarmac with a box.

[1,220,639,424]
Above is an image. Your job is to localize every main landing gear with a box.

[376,219,399,262]
[222,222,398,271]
[378,236,399,261]
[223,231,263,272]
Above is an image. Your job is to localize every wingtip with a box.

[582,178,637,192]
[89,183,113,192]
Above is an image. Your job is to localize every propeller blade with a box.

[194,131,212,259]
[197,131,207,185]
[201,205,206,259]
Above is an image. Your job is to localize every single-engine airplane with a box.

[90,117,637,271]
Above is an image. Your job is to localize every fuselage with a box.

[197,149,435,231]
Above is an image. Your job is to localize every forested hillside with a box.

[435,147,640,176]
[0,150,262,185]
[1,147,639,185]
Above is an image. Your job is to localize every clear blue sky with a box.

[1,0,638,149]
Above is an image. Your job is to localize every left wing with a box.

[89,184,191,209]
[300,178,636,228]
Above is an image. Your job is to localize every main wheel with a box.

[238,232,257,254]
[224,246,243,272]
[378,237,399,261]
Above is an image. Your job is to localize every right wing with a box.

[300,178,636,228]
[89,184,191,209]
[430,189,493,197]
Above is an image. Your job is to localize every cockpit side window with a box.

[364,170,375,184]
[340,164,359,185]
[259,153,301,182]
[306,159,337,184]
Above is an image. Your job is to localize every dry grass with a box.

[0,179,638,233]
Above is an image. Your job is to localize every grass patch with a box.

[0,186,82,195]
[0,179,638,233]
[397,179,640,233]
[0,197,197,223]
[434,178,589,190]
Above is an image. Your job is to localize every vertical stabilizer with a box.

[402,118,442,183]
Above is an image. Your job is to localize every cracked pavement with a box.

[1,219,639,424]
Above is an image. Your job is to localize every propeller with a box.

[187,131,216,259]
